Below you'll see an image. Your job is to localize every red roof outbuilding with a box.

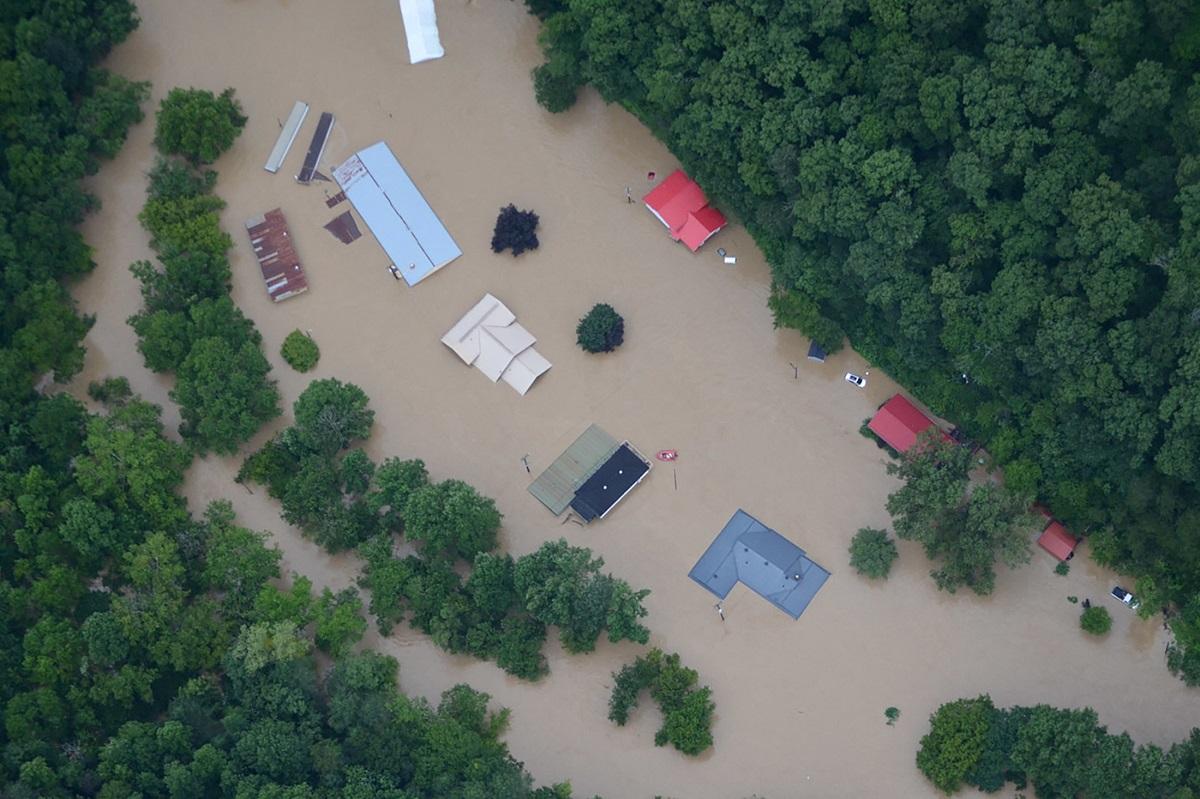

[643,169,727,252]
[1038,521,1078,562]
[867,394,938,453]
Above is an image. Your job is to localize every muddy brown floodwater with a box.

[67,2,1199,797]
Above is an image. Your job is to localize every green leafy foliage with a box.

[576,303,625,353]
[281,330,320,372]
[887,432,1034,595]
[849,528,899,579]
[607,649,715,756]
[404,479,502,561]
[1080,606,1113,636]
[154,87,247,164]
[527,0,1200,683]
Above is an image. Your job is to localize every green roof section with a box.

[528,424,620,515]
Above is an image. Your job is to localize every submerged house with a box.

[688,510,830,620]
[440,294,551,396]
[643,169,727,252]
[528,424,651,521]
[867,394,943,454]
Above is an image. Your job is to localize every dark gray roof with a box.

[807,341,827,362]
[688,509,830,619]
[570,444,650,522]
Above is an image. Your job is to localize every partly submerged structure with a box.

[528,425,651,520]
[245,209,308,302]
[806,341,827,363]
[265,101,308,173]
[643,169,727,251]
[296,112,334,185]
[688,510,830,620]
[399,0,444,64]
[441,293,551,395]
[333,141,461,286]
[1038,520,1079,562]
[868,394,941,454]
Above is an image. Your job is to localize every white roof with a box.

[332,142,461,286]
[441,294,552,396]
[399,0,444,64]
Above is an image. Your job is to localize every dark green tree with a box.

[154,87,247,164]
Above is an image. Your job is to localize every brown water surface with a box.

[69,2,1198,796]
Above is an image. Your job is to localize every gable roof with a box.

[441,294,551,395]
[868,394,938,453]
[688,510,830,620]
[642,169,727,251]
[1038,521,1078,562]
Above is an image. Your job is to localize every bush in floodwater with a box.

[490,204,540,256]
[577,303,624,353]
[849,528,898,579]
[281,330,320,373]
[1080,605,1112,635]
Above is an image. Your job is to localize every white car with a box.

[1111,586,1140,610]
[845,372,866,388]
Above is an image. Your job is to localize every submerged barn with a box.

[867,394,941,454]
[332,141,461,286]
[528,425,651,521]
[689,509,830,620]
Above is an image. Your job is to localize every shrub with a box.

[490,204,540,256]
[886,706,901,725]
[281,330,320,372]
[577,303,624,353]
[1080,605,1112,636]
[1054,561,1070,576]
[532,63,579,112]
[849,528,898,579]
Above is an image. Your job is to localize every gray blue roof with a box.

[333,141,461,286]
[688,509,830,619]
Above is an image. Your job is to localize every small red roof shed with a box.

[1038,521,1078,562]
[643,169,727,252]
[868,394,938,453]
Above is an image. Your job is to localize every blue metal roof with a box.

[688,509,830,620]
[333,141,461,286]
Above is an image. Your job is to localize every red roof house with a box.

[867,394,938,453]
[643,169,727,252]
[1038,521,1079,562]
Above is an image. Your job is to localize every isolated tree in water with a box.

[490,204,540,256]
[576,303,624,353]
[154,87,247,164]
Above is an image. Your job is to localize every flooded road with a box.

[69,2,1199,796]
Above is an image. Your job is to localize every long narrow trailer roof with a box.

[332,141,461,286]
[245,209,308,302]
[296,112,334,184]
[265,101,308,173]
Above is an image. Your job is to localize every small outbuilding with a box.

[868,394,940,454]
[1038,521,1079,562]
[806,341,827,363]
[688,510,830,620]
[643,169,727,252]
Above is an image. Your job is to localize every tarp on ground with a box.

[399,0,444,64]
[688,509,830,620]
[332,141,461,286]
[441,294,551,395]
[528,425,620,515]
[569,444,651,522]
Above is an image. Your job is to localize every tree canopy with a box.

[154,87,247,164]
[528,0,1200,681]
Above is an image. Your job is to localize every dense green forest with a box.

[917,695,1200,796]
[527,0,1200,682]
[0,3,582,795]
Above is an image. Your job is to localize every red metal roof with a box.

[676,207,728,251]
[1038,521,1077,562]
[642,169,725,251]
[867,394,937,453]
